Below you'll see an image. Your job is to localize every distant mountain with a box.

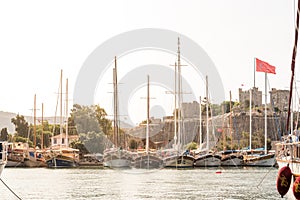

[0,111,17,133]
[0,110,133,134]
[0,111,58,134]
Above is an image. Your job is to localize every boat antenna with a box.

[286,0,300,134]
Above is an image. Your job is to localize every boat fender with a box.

[276,165,292,198]
[294,176,300,199]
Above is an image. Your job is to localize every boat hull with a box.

[103,148,132,169]
[194,154,221,167]
[46,156,78,168]
[133,155,163,169]
[0,161,6,176]
[221,156,243,167]
[243,153,276,167]
[103,158,131,168]
[6,160,24,167]
[163,155,194,169]
[24,158,47,167]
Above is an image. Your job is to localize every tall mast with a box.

[230,91,233,150]
[66,78,69,147]
[60,69,63,147]
[174,62,177,149]
[206,76,209,152]
[199,96,202,148]
[177,38,182,148]
[221,99,225,150]
[287,0,300,133]
[249,88,252,151]
[146,75,150,154]
[34,94,36,148]
[113,56,119,147]
[41,103,44,149]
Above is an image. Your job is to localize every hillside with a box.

[0,111,17,133]
[0,111,58,133]
[0,111,132,134]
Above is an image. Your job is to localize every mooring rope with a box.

[0,178,22,200]
[256,166,274,188]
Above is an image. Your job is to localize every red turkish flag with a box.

[256,58,276,74]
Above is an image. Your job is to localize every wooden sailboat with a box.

[276,2,300,198]
[243,86,275,167]
[133,75,163,169]
[6,142,25,167]
[45,70,79,168]
[103,57,132,169]
[24,94,47,167]
[194,76,221,167]
[163,38,194,169]
[220,91,243,167]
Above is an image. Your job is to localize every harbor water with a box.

[0,167,284,200]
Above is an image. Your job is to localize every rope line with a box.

[0,178,22,200]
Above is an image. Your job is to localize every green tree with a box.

[186,142,197,150]
[70,104,100,133]
[70,104,112,135]
[128,138,138,150]
[221,101,235,113]
[11,114,29,138]
[0,128,8,141]
[70,140,89,158]
[95,105,112,135]
[78,131,109,154]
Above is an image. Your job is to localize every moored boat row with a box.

[3,140,277,169]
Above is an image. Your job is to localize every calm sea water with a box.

[0,167,285,200]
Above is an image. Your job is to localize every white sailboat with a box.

[194,76,221,167]
[103,56,132,169]
[220,92,243,167]
[243,84,275,167]
[163,38,194,169]
[133,75,163,169]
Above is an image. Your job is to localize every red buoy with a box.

[276,165,292,198]
[293,176,300,199]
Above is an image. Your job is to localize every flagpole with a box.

[254,57,256,88]
[264,72,267,155]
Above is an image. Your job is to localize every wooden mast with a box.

[230,91,233,150]
[34,94,36,148]
[66,78,69,147]
[177,38,182,149]
[41,103,44,149]
[199,96,202,149]
[174,62,177,150]
[287,0,300,133]
[146,75,150,154]
[59,69,63,148]
[113,56,119,148]
[206,75,209,152]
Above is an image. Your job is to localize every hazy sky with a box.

[0,0,297,125]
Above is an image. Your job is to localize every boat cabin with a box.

[50,133,79,147]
